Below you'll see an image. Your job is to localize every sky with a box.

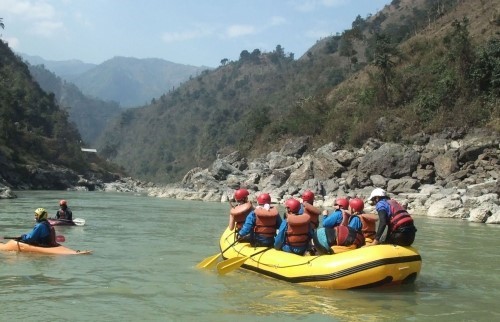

[0,0,391,68]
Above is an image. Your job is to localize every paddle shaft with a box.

[196,235,243,269]
[217,247,271,275]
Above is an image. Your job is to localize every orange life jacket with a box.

[254,206,279,238]
[387,199,414,232]
[230,202,254,230]
[341,211,378,241]
[285,213,311,247]
[303,202,321,229]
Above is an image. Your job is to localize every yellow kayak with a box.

[0,240,92,255]
[218,227,421,289]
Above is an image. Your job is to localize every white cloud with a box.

[162,28,212,43]
[225,25,256,38]
[32,20,64,37]
[0,0,55,20]
[293,0,347,12]
[270,16,286,26]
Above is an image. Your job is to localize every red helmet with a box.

[234,189,249,202]
[59,200,67,206]
[302,190,315,203]
[257,193,271,205]
[285,198,301,214]
[349,198,364,213]
[335,198,349,209]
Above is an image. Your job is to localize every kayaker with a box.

[274,198,313,255]
[56,199,73,221]
[366,188,417,246]
[228,188,254,241]
[237,193,282,247]
[313,225,366,255]
[301,190,321,229]
[19,208,58,247]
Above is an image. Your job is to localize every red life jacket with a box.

[41,221,59,247]
[357,214,378,240]
[387,199,414,232]
[303,202,321,229]
[335,225,365,248]
[285,213,311,247]
[254,206,279,238]
[230,202,254,230]
[57,209,68,219]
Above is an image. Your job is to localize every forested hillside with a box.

[95,0,499,184]
[0,39,123,188]
[28,64,121,145]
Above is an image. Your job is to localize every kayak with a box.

[0,240,92,255]
[48,218,86,226]
[48,218,75,226]
[217,227,421,289]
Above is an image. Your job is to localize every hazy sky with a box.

[0,0,390,67]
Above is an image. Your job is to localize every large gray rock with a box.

[357,143,420,179]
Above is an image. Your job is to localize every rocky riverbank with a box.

[144,128,499,224]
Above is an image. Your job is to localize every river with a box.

[1,191,499,321]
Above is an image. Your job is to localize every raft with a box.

[218,227,421,289]
[0,240,92,255]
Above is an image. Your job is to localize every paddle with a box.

[73,218,85,226]
[3,235,66,242]
[216,247,271,275]
[196,236,243,269]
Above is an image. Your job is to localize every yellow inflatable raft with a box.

[217,227,421,289]
[0,240,92,255]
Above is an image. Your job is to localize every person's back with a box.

[20,208,57,247]
[239,193,281,247]
[275,198,312,256]
[301,190,321,229]
[322,197,349,228]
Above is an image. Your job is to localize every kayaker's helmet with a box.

[349,198,364,213]
[335,198,349,210]
[34,208,48,221]
[234,189,249,202]
[257,193,271,205]
[285,198,301,214]
[302,190,315,203]
[59,199,67,207]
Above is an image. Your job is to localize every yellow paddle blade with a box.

[216,256,248,275]
[196,253,221,269]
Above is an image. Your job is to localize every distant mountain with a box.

[18,53,96,77]
[27,64,122,146]
[69,56,210,108]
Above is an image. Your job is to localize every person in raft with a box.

[366,188,417,246]
[274,198,313,256]
[228,188,254,241]
[312,225,365,255]
[238,193,282,247]
[321,197,356,228]
[345,198,378,243]
[300,190,322,229]
[19,208,58,247]
[55,199,73,221]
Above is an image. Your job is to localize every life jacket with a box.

[303,202,321,229]
[230,202,254,230]
[40,221,59,247]
[335,225,365,248]
[57,208,68,219]
[254,206,279,238]
[387,199,414,232]
[356,213,378,241]
[285,213,311,247]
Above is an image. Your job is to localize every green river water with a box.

[1,190,499,322]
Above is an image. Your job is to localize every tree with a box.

[371,33,400,104]
[220,58,229,66]
[0,18,4,29]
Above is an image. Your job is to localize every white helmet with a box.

[368,188,386,201]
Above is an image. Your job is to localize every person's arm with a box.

[21,224,43,243]
[67,209,73,221]
[228,213,235,230]
[55,210,60,219]
[322,211,341,228]
[371,210,388,245]
[348,216,362,231]
[238,212,255,237]
[274,222,287,250]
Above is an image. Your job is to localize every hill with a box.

[27,64,122,146]
[18,53,96,78]
[68,56,210,108]
[95,0,499,184]
[0,39,124,189]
